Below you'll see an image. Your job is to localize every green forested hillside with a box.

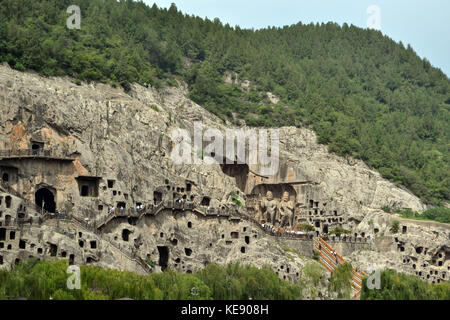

[0,0,448,204]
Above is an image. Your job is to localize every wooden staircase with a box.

[313,236,367,299]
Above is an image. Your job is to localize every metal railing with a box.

[313,236,368,299]
[0,149,74,159]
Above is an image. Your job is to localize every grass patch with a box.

[382,206,450,224]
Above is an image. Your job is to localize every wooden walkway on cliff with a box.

[0,149,75,161]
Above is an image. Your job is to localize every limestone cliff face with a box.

[0,64,447,290]
[348,211,449,283]
[0,64,236,211]
[0,64,318,289]
[0,64,425,215]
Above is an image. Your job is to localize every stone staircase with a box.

[313,236,367,299]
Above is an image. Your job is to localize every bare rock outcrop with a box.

[0,64,446,293]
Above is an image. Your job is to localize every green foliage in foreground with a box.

[0,259,305,300]
[361,269,450,300]
[0,0,449,205]
[328,263,353,299]
[301,262,326,299]
[194,263,303,300]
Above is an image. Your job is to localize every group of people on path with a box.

[107,203,146,215]
[261,223,312,238]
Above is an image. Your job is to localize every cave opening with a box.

[122,229,131,242]
[201,197,211,206]
[35,188,56,213]
[76,176,100,197]
[127,217,137,226]
[154,191,162,205]
[81,185,89,197]
[49,244,57,257]
[220,163,249,192]
[5,196,11,208]
[157,246,169,271]
[31,142,44,151]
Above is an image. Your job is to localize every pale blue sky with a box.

[144,0,450,77]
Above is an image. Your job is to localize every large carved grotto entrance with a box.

[35,187,56,213]
[220,162,249,193]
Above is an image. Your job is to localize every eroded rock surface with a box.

[0,64,447,293]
